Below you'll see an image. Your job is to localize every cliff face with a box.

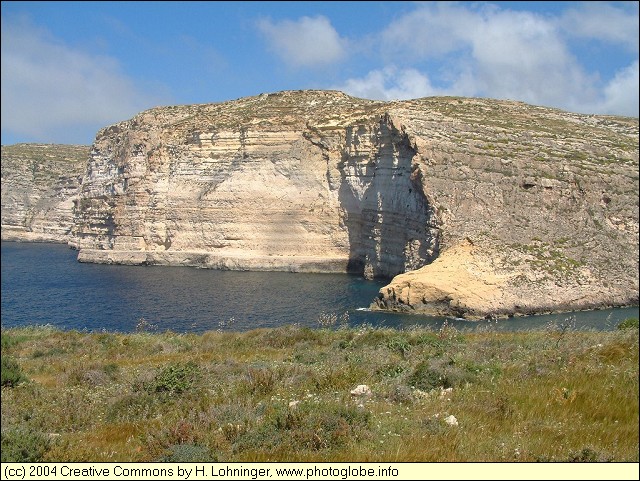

[1,144,88,243]
[3,90,638,318]
[73,91,439,279]
[371,99,639,317]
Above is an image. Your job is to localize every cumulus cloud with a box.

[1,15,163,144]
[466,7,599,110]
[377,4,595,106]
[257,15,347,68]
[380,2,475,59]
[339,2,638,117]
[560,1,639,52]
[337,66,442,101]
[597,60,639,116]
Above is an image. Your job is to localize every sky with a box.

[1,1,638,145]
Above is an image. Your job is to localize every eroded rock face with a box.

[1,144,88,243]
[371,100,639,318]
[73,91,439,279]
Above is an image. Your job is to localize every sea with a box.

[1,241,637,334]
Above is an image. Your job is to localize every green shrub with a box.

[1,333,27,350]
[1,427,50,462]
[464,360,502,378]
[377,363,406,378]
[354,329,389,347]
[144,361,201,395]
[567,447,613,462]
[405,357,478,391]
[617,318,639,330]
[384,384,414,404]
[107,392,162,422]
[158,443,217,462]
[386,336,412,357]
[234,402,372,453]
[261,325,322,349]
[245,366,278,395]
[66,363,120,386]
[1,356,27,387]
[407,362,451,391]
[412,332,445,347]
[294,404,370,450]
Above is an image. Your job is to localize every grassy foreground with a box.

[1,320,638,462]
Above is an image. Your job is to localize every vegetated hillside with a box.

[1,322,638,462]
[1,143,88,243]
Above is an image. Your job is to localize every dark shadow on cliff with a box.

[339,117,439,279]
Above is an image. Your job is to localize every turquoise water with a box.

[1,241,637,333]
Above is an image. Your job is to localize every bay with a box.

[1,241,637,333]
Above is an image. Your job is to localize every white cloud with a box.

[467,7,599,109]
[1,16,164,144]
[340,2,638,117]
[560,1,639,52]
[257,15,347,68]
[380,2,475,59]
[597,60,639,116]
[336,66,441,101]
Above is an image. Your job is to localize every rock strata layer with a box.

[73,91,439,279]
[1,144,88,243]
[2,90,638,319]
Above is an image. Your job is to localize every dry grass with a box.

[1,322,638,462]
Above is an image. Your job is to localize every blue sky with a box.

[1,1,638,145]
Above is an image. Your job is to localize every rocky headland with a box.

[1,90,638,319]
[1,143,88,243]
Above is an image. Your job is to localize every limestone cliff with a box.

[1,144,88,243]
[4,90,638,319]
[370,98,639,318]
[73,91,439,279]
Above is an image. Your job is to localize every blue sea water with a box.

[1,241,637,334]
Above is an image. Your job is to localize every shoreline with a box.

[2,238,639,323]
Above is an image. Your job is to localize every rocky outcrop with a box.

[1,144,88,243]
[3,90,638,319]
[370,99,639,318]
